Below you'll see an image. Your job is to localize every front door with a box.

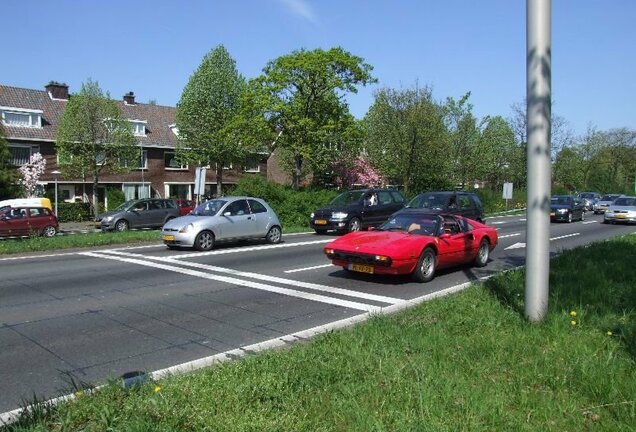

[219,199,256,239]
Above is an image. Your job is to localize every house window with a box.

[1,108,42,128]
[169,124,179,136]
[244,156,261,173]
[9,145,40,166]
[129,120,147,136]
[120,150,148,169]
[165,152,188,170]
[123,183,150,200]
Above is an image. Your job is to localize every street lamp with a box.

[51,170,61,216]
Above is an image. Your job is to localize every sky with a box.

[3,0,635,136]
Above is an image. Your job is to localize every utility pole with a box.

[525,0,552,322]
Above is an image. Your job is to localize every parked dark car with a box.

[395,191,485,222]
[310,188,406,234]
[99,198,180,231]
[0,205,59,238]
[550,195,585,222]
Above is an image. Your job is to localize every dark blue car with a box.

[550,195,585,223]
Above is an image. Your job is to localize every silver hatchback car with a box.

[161,196,282,250]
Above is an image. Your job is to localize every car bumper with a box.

[604,215,636,224]
[160,230,196,247]
[311,218,350,231]
[549,212,571,222]
[330,258,414,276]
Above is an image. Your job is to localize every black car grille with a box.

[327,251,391,267]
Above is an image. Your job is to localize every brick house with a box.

[0,82,270,209]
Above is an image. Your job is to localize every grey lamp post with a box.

[51,170,61,216]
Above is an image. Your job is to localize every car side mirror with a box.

[223,211,232,217]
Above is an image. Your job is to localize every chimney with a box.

[123,91,135,105]
[45,81,69,100]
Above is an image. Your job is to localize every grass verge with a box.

[3,235,635,431]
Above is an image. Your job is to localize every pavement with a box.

[58,221,100,233]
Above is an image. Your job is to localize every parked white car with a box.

[161,196,282,251]
[603,196,636,224]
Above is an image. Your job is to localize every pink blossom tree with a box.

[333,156,385,188]
[18,152,46,197]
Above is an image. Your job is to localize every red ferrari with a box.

[324,211,498,282]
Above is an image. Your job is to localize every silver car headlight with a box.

[102,216,113,222]
[332,211,348,219]
[178,223,193,233]
[557,208,568,213]
[310,212,315,218]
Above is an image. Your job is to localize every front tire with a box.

[266,226,282,244]
[115,219,129,232]
[194,230,215,251]
[474,239,490,267]
[567,212,573,223]
[42,225,57,238]
[347,217,361,233]
[580,211,585,221]
[413,247,436,282]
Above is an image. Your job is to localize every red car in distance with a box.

[324,211,498,282]
[176,199,195,216]
[0,205,59,238]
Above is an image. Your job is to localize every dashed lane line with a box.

[284,264,334,273]
[79,251,385,312]
[169,239,332,259]
[101,250,402,305]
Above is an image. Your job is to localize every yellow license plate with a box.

[549,212,555,216]
[163,235,175,241]
[615,214,626,219]
[349,263,374,274]
[315,219,327,225]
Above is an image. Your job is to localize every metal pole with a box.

[54,176,58,217]
[525,0,552,322]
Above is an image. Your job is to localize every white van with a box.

[0,198,52,211]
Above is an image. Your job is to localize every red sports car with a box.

[324,212,498,282]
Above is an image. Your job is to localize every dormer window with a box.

[129,119,147,136]
[169,124,179,136]
[1,107,42,128]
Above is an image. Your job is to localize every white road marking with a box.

[582,220,598,225]
[504,232,580,250]
[102,250,402,305]
[169,239,332,259]
[284,264,333,273]
[498,233,521,239]
[0,252,78,261]
[490,221,507,225]
[80,251,382,312]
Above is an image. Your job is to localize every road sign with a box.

[503,182,513,200]
[194,167,206,196]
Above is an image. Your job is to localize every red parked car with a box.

[324,211,498,282]
[0,205,59,238]
[176,199,195,216]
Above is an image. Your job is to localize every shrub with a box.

[106,188,126,211]
[56,202,92,222]
[476,187,527,214]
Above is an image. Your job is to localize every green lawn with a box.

[3,235,635,431]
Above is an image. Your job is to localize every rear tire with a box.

[42,225,57,238]
[194,231,215,251]
[413,247,436,282]
[266,226,282,244]
[474,239,490,267]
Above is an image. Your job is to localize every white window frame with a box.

[8,144,40,166]
[120,149,148,170]
[0,106,42,128]
[164,151,188,170]
[243,157,261,173]
[128,119,147,136]
[169,123,179,136]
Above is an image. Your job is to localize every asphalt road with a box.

[1,213,634,415]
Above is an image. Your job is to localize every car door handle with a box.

[247,216,252,220]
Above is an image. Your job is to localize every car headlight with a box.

[310,212,315,218]
[331,211,348,219]
[178,223,193,233]
[102,216,113,222]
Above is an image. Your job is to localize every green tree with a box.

[56,79,138,219]
[257,47,376,190]
[0,124,20,199]
[478,116,519,189]
[176,45,254,197]
[364,84,451,194]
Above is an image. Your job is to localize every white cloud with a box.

[279,0,317,24]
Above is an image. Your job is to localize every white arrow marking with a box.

[504,233,581,250]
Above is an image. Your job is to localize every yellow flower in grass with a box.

[154,386,162,393]
[570,310,577,317]
[571,320,577,326]
[607,331,613,336]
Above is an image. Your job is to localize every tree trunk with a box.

[92,171,99,221]
[292,154,303,191]
[216,165,223,197]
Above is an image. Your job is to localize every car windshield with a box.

[377,213,440,236]
[580,193,596,199]
[192,199,227,216]
[551,196,572,205]
[110,200,139,212]
[613,198,636,207]
[407,193,448,210]
[601,195,619,201]
[329,191,366,206]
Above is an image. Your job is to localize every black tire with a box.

[474,239,490,267]
[194,230,215,251]
[166,245,178,250]
[266,226,282,244]
[315,229,327,235]
[42,225,57,238]
[115,219,129,232]
[580,211,585,221]
[413,247,436,282]
[567,212,573,223]
[347,217,361,233]
[603,219,608,224]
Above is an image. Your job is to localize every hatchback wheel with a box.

[115,219,129,231]
[42,225,57,238]
[266,226,282,244]
[413,247,436,282]
[567,213,573,223]
[194,230,215,251]
[347,217,361,233]
[580,211,585,221]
